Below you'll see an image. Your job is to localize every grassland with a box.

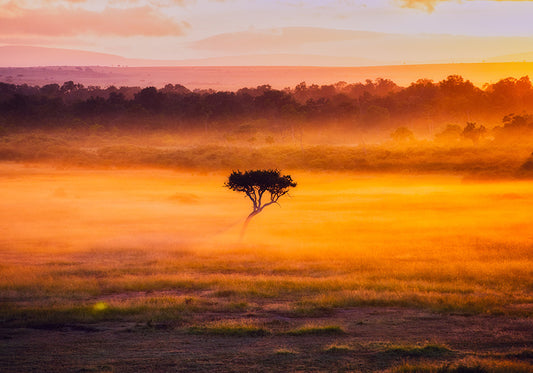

[1,132,532,179]
[0,165,532,372]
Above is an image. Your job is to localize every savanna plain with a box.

[1,76,533,372]
[1,161,532,372]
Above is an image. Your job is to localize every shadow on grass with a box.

[381,344,454,359]
[389,359,533,373]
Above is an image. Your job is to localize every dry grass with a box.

[1,132,531,178]
[0,166,532,328]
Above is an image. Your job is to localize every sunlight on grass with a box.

[92,302,108,312]
[273,348,298,355]
[0,167,532,326]
[284,324,345,336]
[323,344,353,353]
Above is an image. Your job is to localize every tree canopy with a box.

[225,169,296,238]
[2,75,533,136]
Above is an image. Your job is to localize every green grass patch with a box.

[188,320,270,337]
[383,344,453,358]
[324,344,353,353]
[292,289,521,317]
[0,300,190,327]
[274,348,298,355]
[284,324,345,336]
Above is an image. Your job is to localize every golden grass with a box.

[1,132,532,177]
[0,166,532,324]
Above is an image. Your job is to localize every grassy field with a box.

[1,164,532,372]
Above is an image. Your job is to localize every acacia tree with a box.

[225,169,296,238]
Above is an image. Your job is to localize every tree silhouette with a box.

[390,126,415,143]
[462,122,486,144]
[225,169,296,239]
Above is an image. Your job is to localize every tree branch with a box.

[244,189,258,211]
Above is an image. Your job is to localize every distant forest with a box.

[3,75,533,177]
[1,75,533,145]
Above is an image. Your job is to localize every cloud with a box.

[190,27,386,53]
[398,0,440,11]
[0,3,189,36]
[2,0,89,5]
[399,0,533,12]
[11,0,190,4]
[106,0,194,5]
[37,0,88,3]
[0,36,96,47]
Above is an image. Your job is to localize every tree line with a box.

[1,75,533,137]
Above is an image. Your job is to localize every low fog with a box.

[2,166,532,257]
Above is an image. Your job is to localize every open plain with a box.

[1,165,532,372]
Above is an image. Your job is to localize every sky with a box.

[2,0,533,64]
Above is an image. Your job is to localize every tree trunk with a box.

[239,210,259,241]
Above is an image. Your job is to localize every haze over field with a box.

[4,63,533,91]
[1,165,532,372]
[2,1,533,372]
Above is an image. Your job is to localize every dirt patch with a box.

[1,307,531,372]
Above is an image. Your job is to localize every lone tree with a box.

[225,169,296,238]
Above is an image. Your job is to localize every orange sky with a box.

[1,0,533,65]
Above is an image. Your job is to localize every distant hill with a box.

[0,45,378,67]
[2,63,533,90]
[487,51,533,62]
[5,26,533,68]
[0,46,131,67]
[162,54,379,67]
[4,42,533,69]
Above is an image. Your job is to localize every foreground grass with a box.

[188,320,270,336]
[284,325,345,336]
[383,344,453,358]
[1,167,532,326]
[1,241,532,326]
[389,359,533,373]
[1,167,532,372]
[323,344,353,353]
